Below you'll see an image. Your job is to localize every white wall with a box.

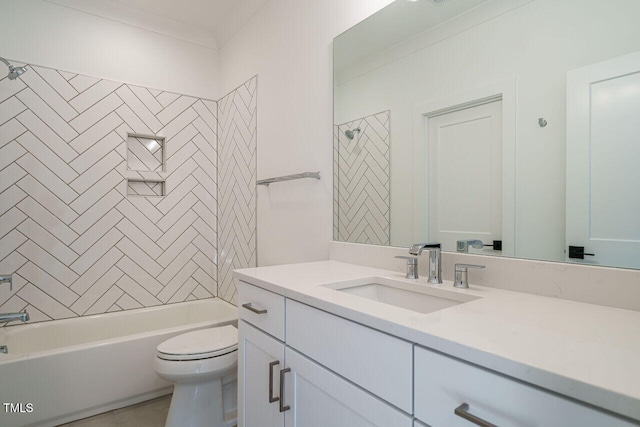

[0,0,219,100]
[334,0,640,261]
[217,0,394,266]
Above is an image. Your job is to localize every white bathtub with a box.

[0,299,237,427]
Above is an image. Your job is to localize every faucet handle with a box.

[0,274,12,291]
[395,256,418,279]
[455,263,486,271]
[454,264,485,289]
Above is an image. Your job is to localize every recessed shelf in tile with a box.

[127,179,166,197]
[126,133,166,172]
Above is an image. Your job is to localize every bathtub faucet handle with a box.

[0,274,12,291]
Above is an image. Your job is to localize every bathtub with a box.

[0,299,237,427]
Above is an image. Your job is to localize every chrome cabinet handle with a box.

[454,403,498,427]
[268,361,280,403]
[242,303,267,315]
[279,368,291,412]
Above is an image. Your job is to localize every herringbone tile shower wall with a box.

[0,65,221,322]
[217,77,257,305]
[335,111,391,246]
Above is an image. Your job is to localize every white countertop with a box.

[235,260,640,422]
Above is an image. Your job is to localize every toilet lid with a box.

[157,325,238,361]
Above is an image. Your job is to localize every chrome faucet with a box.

[456,240,484,253]
[409,243,442,284]
[0,309,29,324]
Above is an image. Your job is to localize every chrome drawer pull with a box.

[242,303,267,315]
[279,368,291,412]
[268,361,280,403]
[455,403,498,427]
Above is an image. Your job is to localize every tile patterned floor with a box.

[58,395,171,427]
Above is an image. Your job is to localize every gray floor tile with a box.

[57,395,171,427]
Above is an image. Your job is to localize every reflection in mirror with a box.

[333,0,640,270]
[334,111,391,245]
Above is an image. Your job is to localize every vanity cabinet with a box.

[238,279,636,427]
[414,346,636,427]
[237,279,286,427]
[237,281,412,427]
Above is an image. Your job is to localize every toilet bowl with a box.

[154,325,238,427]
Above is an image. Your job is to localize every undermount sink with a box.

[323,277,479,314]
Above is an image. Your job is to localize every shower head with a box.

[344,127,361,140]
[8,65,28,80]
[0,57,28,80]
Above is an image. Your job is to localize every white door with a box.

[566,51,640,268]
[427,100,503,253]
[238,320,285,427]
[282,348,412,427]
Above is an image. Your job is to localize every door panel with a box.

[283,348,412,427]
[566,51,640,268]
[427,100,503,253]
[238,320,285,427]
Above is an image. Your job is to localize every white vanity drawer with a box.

[237,281,285,341]
[286,299,413,414]
[414,346,636,427]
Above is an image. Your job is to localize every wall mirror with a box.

[333,0,640,270]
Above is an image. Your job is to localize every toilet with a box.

[154,325,238,427]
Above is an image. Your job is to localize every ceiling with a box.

[45,0,270,49]
[334,0,490,72]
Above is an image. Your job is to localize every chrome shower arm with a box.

[0,57,10,67]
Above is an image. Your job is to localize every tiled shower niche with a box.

[126,133,166,172]
[126,179,166,197]
[125,133,167,197]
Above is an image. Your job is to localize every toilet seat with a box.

[157,325,238,361]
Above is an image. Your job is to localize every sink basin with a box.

[324,277,479,314]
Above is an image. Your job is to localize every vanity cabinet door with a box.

[286,299,413,413]
[282,347,412,427]
[238,320,285,427]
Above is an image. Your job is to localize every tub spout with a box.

[0,310,29,324]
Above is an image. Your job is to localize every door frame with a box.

[412,79,517,256]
